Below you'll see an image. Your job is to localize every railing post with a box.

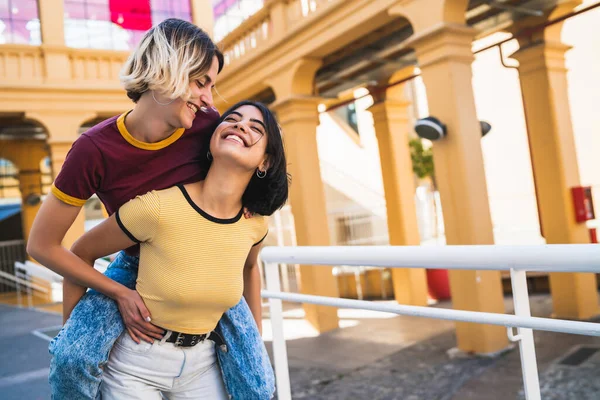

[265,262,292,400]
[509,268,541,400]
[15,263,22,307]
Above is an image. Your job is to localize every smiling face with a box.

[209,104,269,172]
[197,100,289,216]
[171,55,220,130]
[148,55,220,131]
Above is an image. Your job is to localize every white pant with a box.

[101,332,228,399]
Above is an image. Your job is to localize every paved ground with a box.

[1,294,599,399]
[264,295,600,400]
[0,304,61,400]
[275,322,600,400]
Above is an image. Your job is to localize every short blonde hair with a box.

[120,19,223,103]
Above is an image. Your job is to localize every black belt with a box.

[164,329,226,350]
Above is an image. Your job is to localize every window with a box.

[334,102,360,135]
[346,102,359,133]
[213,0,263,42]
[64,0,192,50]
[0,0,41,45]
[0,158,19,200]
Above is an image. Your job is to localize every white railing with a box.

[15,260,64,304]
[0,239,27,292]
[2,258,112,308]
[260,244,600,400]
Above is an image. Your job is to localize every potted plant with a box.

[409,138,450,301]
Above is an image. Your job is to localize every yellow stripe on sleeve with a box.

[51,184,88,207]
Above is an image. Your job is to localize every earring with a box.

[256,169,267,179]
[207,151,212,161]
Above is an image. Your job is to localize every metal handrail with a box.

[260,244,600,400]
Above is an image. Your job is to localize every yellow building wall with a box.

[564,1,600,210]
[469,3,600,246]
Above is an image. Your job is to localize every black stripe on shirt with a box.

[115,210,141,243]
[253,230,269,247]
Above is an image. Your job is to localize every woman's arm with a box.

[62,279,87,323]
[71,214,166,343]
[27,195,90,321]
[243,244,264,335]
[29,195,130,298]
[28,197,164,343]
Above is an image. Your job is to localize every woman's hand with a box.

[115,288,165,343]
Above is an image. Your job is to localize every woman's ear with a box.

[259,155,270,172]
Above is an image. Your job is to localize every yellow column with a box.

[269,1,287,38]
[512,41,599,319]
[408,24,507,354]
[38,0,71,83]
[0,140,48,243]
[38,0,65,46]
[19,169,43,242]
[271,97,339,333]
[367,70,428,306]
[191,0,215,37]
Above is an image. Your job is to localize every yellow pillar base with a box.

[550,273,598,319]
[409,24,508,354]
[299,265,339,332]
[450,270,507,353]
[391,268,429,306]
[272,97,339,333]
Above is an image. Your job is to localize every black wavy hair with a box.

[199,100,290,216]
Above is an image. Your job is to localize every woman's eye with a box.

[251,126,262,133]
[196,80,205,88]
[224,117,237,122]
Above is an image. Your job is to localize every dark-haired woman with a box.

[59,101,287,398]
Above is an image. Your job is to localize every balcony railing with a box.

[0,44,129,87]
[219,0,336,67]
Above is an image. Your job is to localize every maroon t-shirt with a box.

[52,109,219,215]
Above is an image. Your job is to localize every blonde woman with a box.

[27,19,235,398]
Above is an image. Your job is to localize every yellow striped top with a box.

[116,185,268,334]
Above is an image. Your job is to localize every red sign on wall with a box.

[571,186,595,223]
[109,0,152,31]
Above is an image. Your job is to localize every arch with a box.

[250,87,276,106]
[543,0,582,42]
[25,111,97,142]
[314,15,414,99]
[0,113,47,141]
[390,0,469,35]
[266,58,322,101]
